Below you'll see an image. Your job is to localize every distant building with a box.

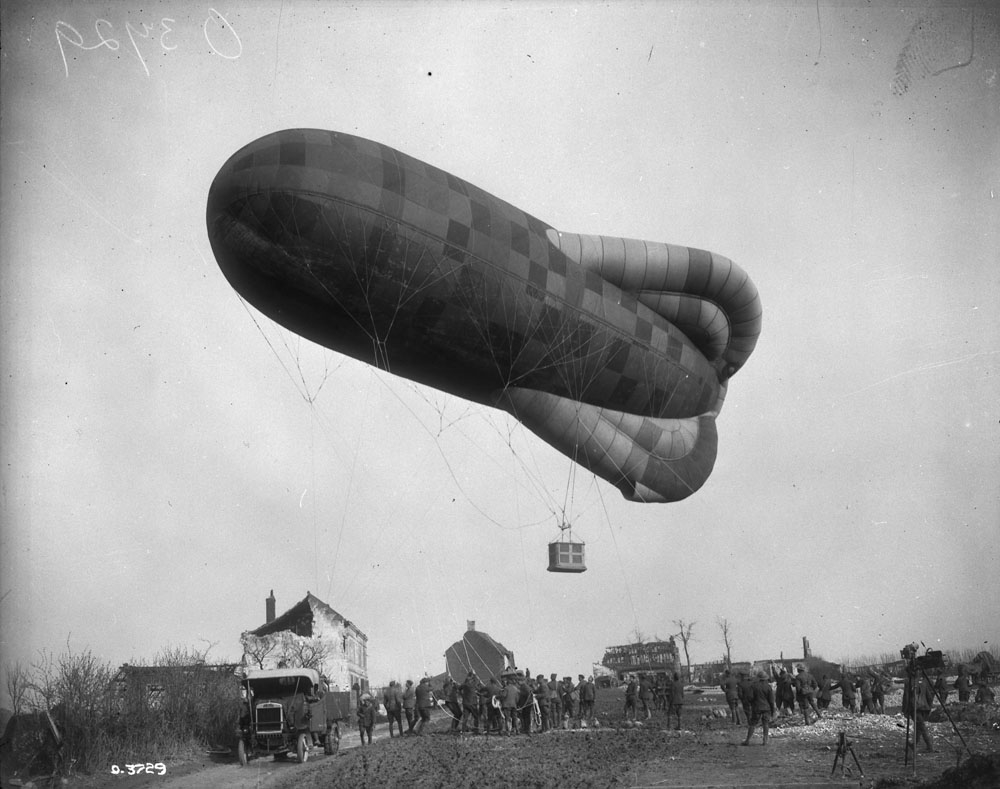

[601,638,680,680]
[110,662,239,711]
[443,621,516,680]
[751,635,840,680]
[240,590,368,692]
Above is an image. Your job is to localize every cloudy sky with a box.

[2,1,998,693]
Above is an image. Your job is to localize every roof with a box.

[444,628,515,680]
[245,667,320,684]
[250,592,366,639]
[111,663,240,684]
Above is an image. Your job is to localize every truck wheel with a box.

[324,733,338,755]
[237,738,248,767]
[297,733,310,763]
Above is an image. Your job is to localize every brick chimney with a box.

[266,590,276,623]
[467,620,476,632]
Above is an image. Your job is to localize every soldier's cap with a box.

[757,671,767,679]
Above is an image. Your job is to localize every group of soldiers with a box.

[621,672,686,729]
[374,670,601,739]
[721,664,892,731]
[718,664,896,746]
[716,662,990,751]
[361,662,993,749]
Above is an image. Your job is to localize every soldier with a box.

[776,669,796,717]
[560,676,577,722]
[670,672,685,730]
[442,675,462,733]
[461,670,482,734]
[858,675,875,714]
[932,670,948,706]
[974,673,995,704]
[624,675,638,721]
[721,669,742,724]
[579,675,596,724]
[548,673,562,726]
[485,675,503,734]
[742,671,776,746]
[838,672,857,713]
[534,673,550,732]
[794,665,821,725]
[737,672,753,724]
[903,666,935,752]
[516,674,534,735]
[638,674,653,720]
[414,677,434,735]
[871,673,886,714]
[357,693,375,745]
[401,679,417,734]
[382,680,403,737]
[817,674,833,710]
[500,676,519,735]
[955,666,972,702]
[655,673,669,711]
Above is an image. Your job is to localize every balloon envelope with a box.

[206,129,761,502]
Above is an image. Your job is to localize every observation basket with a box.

[547,523,586,573]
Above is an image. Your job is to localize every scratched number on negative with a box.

[55,8,241,78]
[110,762,167,776]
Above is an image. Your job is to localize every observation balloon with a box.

[206,129,762,503]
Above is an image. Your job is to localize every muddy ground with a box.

[31,687,1000,788]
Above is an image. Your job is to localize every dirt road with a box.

[52,691,1000,788]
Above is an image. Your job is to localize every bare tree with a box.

[196,638,221,662]
[242,633,279,669]
[4,660,31,715]
[673,619,696,680]
[288,639,331,671]
[631,626,646,644]
[717,617,733,668]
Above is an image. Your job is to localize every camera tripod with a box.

[830,731,864,778]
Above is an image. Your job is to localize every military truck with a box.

[236,667,349,765]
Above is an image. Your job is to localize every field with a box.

[67,684,999,789]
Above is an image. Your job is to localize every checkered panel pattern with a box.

[209,128,761,502]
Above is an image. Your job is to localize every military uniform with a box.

[794,666,821,725]
[903,671,935,752]
[742,672,776,746]
[721,671,742,724]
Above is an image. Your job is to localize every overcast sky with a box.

[2,1,998,694]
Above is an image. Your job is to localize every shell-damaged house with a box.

[444,621,515,680]
[601,637,681,680]
[240,591,368,692]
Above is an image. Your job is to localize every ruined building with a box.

[240,590,368,692]
[601,637,681,680]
